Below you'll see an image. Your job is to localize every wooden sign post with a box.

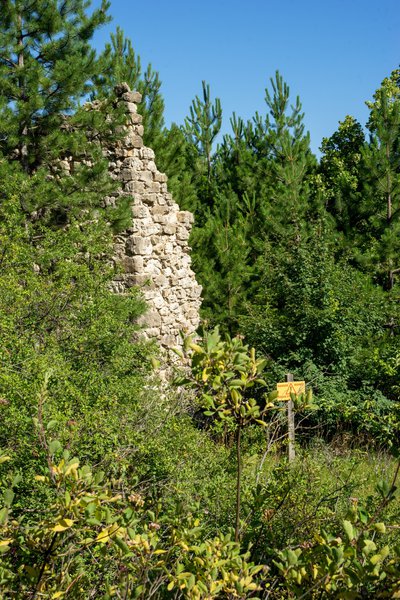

[277,374,305,463]
[286,373,296,463]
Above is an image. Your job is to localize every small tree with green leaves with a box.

[319,115,365,236]
[175,328,277,542]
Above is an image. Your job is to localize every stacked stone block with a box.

[106,83,202,348]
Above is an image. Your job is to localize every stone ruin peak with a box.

[105,83,202,349]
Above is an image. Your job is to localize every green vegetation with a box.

[1,1,400,597]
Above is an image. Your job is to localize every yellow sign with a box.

[277,381,305,401]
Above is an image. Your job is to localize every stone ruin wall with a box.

[103,83,202,349]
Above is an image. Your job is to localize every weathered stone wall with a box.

[104,83,202,348]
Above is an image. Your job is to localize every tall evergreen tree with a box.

[186,96,263,331]
[94,27,165,151]
[93,27,197,211]
[0,0,110,171]
[184,80,222,182]
[191,189,255,332]
[262,71,316,242]
[189,73,318,333]
[362,70,400,291]
[217,113,270,209]
[183,80,222,215]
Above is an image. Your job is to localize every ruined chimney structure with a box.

[105,83,202,349]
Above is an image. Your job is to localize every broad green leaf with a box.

[189,343,204,354]
[231,389,241,403]
[171,347,184,358]
[52,518,74,532]
[373,522,386,534]
[362,539,376,555]
[256,359,268,373]
[343,520,355,541]
[287,549,299,566]
[64,458,79,476]
[49,440,62,455]
[0,508,8,525]
[150,356,161,369]
[229,379,245,388]
[133,585,144,598]
[113,535,130,554]
[370,546,390,565]
[4,489,14,508]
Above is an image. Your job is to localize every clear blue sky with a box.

[92,0,398,155]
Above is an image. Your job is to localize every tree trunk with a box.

[386,141,394,290]
[235,424,242,542]
[286,373,296,462]
[17,13,29,171]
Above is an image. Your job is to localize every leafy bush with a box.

[0,450,263,599]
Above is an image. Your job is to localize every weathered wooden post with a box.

[277,375,305,463]
[286,373,296,463]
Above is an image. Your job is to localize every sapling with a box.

[174,327,277,542]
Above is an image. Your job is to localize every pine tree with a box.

[362,70,400,291]
[184,80,222,212]
[188,109,261,332]
[217,113,266,204]
[0,7,150,488]
[191,189,255,332]
[94,27,164,150]
[93,27,197,211]
[0,0,111,171]
[262,71,316,242]
[189,74,317,333]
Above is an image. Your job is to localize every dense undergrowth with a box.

[1,332,400,598]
